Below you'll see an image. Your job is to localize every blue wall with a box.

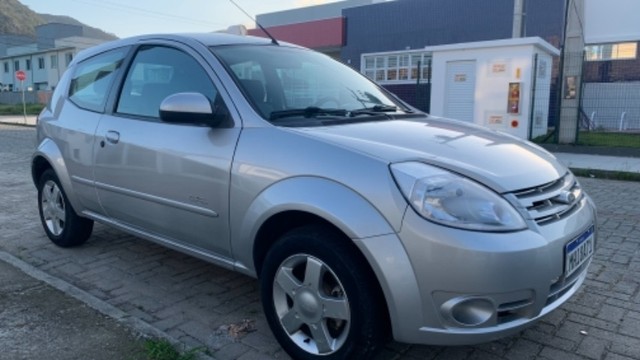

[341,0,565,68]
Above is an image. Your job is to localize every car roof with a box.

[72,33,281,65]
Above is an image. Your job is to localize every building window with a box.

[26,59,31,71]
[3,62,8,73]
[65,52,73,66]
[585,42,637,61]
[362,52,432,84]
[38,57,45,69]
[14,60,20,71]
[51,55,58,69]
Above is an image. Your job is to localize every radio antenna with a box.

[228,0,279,45]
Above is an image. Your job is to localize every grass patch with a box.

[571,168,640,182]
[143,339,201,360]
[0,103,45,115]
[576,131,640,148]
[533,130,640,149]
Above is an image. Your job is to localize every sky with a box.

[19,0,342,38]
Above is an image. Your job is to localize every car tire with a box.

[260,225,385,360]
[37,169,93,247]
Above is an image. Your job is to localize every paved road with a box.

[1,123,639,360]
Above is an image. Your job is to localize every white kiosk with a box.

[428,37,559,140]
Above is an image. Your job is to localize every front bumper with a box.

[355,195,596,345]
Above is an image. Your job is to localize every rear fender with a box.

[32,138,84,213]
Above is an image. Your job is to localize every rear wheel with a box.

[260,225,385,360]
[37,169,93,247]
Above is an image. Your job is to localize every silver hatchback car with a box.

[32,33,596,360]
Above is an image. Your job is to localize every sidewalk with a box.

[0,114,36,126]
[554,152,640,174]
[0,252,148,360]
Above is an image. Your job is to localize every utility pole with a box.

[512,0,526,38]
[557,0,585,144]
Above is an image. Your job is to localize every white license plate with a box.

[564,225,595,277]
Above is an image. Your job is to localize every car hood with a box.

[290,115,566,193]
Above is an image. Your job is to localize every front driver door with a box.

[93,43,240,258]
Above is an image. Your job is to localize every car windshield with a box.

[210,44,408,125]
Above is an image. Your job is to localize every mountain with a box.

[39,14,117,40]
[0,0,42,37]
[0,0,117,39]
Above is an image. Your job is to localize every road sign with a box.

[15,70,26,81]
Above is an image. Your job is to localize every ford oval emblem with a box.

[554,190,576,204]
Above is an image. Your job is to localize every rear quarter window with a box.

[68,47,128,113]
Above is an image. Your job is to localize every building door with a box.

[444,60,476,122]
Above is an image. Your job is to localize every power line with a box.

[70,0,229,28]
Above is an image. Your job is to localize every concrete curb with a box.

[0,251,215,360]
[0,115,37,126]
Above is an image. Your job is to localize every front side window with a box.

[117,46,219,118]
[213,45,405,125]
[68,47,128,112]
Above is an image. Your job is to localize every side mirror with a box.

[159,92,221,127]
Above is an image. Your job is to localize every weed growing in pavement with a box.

[143,338,203,360]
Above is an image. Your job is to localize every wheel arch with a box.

[235,177,397,336]
[32,138,83,213]
[234,176,395,274]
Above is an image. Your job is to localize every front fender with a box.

[233,176,397,274]
[32,138,84,214]
[232,176,424,342]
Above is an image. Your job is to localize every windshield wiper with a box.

[349,105,398,116]
[270,107,348,120]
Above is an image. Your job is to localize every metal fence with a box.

[0,90,52,105]
[539,50,640,149]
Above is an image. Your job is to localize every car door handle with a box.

[105,130,120,144]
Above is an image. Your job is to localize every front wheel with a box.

[260,225,386,360]
[37,169,93,247]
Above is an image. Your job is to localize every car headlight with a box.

[391,162,527,231]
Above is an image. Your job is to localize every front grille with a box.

[510,173,583,226]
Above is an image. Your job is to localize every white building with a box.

[1,23,110,92]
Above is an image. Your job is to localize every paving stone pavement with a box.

[1,123,639,360]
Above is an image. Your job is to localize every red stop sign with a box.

[15,70,26,81]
